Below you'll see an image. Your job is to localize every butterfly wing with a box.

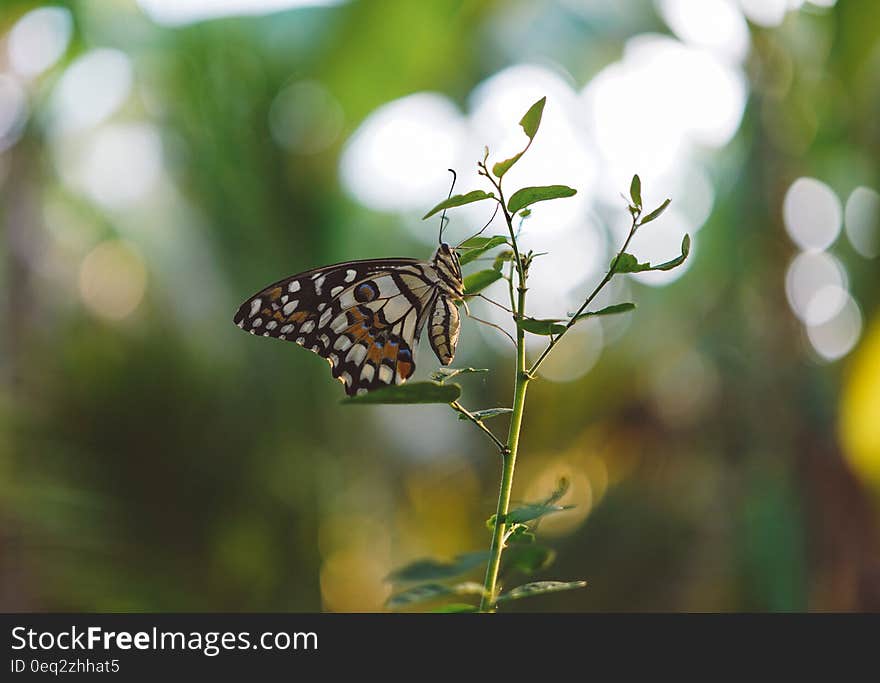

[233,259,440,395]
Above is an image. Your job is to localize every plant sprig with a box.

[380,97,689,613]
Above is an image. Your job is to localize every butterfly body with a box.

[234,244,464,396]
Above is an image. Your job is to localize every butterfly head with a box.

[433,242,463,295]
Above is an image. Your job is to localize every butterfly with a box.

[233,243,464,396]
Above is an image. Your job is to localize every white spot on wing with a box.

[289,281,301,293]
[346,344,367,364]
[378,364,393,384]
[253,318,263,327]
[331,314,348,333]
[319,308,332,328]
[360,364,375,382]
[345,269,357,282]
[250,299,262,317]
[334,335,352,351]
[314,275,326,294]
[266,320,277,330]
[300,320,315,334]
[283,300,298,315]
[330,285,343,297]
[281,324,294,334]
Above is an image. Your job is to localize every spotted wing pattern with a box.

[428,294,460,365]
[233,259,441,396]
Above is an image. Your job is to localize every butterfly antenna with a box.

[456,202,500,249]
[439,168,457,245]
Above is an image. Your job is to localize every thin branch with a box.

[449,401,507,453]
[528,208,641,376]
[460,298,516,347]
[477,293,514,314]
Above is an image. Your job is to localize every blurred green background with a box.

[1,0,879,612]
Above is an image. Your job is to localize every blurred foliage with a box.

[1,0,879,612]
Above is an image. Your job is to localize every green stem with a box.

[480,283,529,612]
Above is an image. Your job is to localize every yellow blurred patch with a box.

[840,318,880,492]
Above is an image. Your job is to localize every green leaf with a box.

[544,477,570,505]
[422,190,495,220]
[505,523,536,545]
[519,96,547,140]
[504,545,557,574]
[386,582,485,609]
[611,253,649,274]
[492,151,525,180]
[491,96,547,178]
[650,233,690,271]
[342,381,460,405]
[629,174,642,209]
[517,317,567,336]
[505,502,575,525]
[571,302,636,323]
[463,269,503,296]
[507,185,577,215]
[613,234,690,274]
[493,250,514,271]
[387,551,489,583]
[431,603,478,613]
[457,236,508,265]
[432,367,489,382]
[496,580,588,603]
[458,407,512,421]
[639,198,671,225]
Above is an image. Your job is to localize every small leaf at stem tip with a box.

[504,545,557,574]
[629,174,642,209]
[422,190,495,220]
[507,185,577,215]
[496,580,588,603]
[571,302,636,323]
[457,407,513,421]
[519,96,547,140]
[457,235,508,265]
[639,198,671,225]
[517,317,567,336]
[519,208,532,218]
[432,367,489,382]
[386,582,486,609]
[463,268,503,296]
[493,250,514,271]
[341,381,460,405]
[387,550,489,583]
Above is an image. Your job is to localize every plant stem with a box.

[478,172,532,612]
[479,283,529,612]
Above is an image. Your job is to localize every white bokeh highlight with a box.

[339,93,466,213]
[844,186,879,259]
[783,177,842,251]
[48,49,133,135]
[7,7,73,79]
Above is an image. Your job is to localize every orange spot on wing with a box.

[268,286,283,301]
[397,359,414,379]
[287,310,309,323]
